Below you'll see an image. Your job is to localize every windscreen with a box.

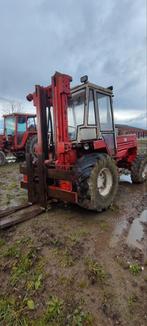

[5,117,15,135]
[68,90,85,140]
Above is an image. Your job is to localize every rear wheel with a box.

[26,135,38,159]
[0,151,6,166]
[75,154,118,211]
[131,155,147,183]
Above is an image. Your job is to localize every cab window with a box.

[88,90,96,125]
[97,93,113,130]
[68,90,85,140]
[27,117,36,131]
[5,117,15,135]
[17,116,26,133]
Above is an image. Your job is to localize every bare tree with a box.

[0,97,23,115]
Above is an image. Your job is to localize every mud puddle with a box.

[110,219,128,247]
[110,209,147,253]
[127,209,147,249]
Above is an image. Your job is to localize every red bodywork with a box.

[21,72,137,207]
[0,113,36,156]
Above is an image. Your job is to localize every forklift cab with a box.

[4,114,36,148]
[68,76,116,155]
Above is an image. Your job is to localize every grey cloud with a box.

[0,0,146,128]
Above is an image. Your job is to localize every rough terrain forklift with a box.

[21,72,147,211]
[0,113,37,165]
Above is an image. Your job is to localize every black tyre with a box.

[131,155,147,183]
[75,154,118,211]
[26,135,38,159]
[0,151,6,166]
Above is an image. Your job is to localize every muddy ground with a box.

[0,163,147,326]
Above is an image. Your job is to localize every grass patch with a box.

[43,296,64,324]
[34,298,94,326]
[0,297,28,326]
[128,294,138,311]
[10,248,38,286]
[60,249,74,267]
[53,248,74,267]
[7,181,18,190]
[67,307,94,326]
[129,263,142,276]
[85,258,108,284]
[0,238,5,247]
[68,229,89,245]
[26,272,43,291]
[4,243,21,258]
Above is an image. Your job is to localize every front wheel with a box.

[131,155,147,183]
[76,154,118,211]
[0,151,6,166]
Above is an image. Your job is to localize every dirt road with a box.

[0,163,147,325]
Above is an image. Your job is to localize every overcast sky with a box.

[0,0,146,128]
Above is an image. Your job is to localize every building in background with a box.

[115,124,147,138]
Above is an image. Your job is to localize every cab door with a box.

[16,116,27,148]
[96,92,116,155]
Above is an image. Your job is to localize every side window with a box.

[88,90,96,125]
[68,107,76,140]
[27,117,36,130]
[17,116,26,133]
[97,93,112,130]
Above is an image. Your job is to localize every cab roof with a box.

[3,113,36,118]
[71,81,113,96]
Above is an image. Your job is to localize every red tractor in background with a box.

[0,113,37,165]
[21,72,147,212]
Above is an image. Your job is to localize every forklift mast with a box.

[27,72,73,167]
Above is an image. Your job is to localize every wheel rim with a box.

[97,168,113,196]
[142,163,147,179]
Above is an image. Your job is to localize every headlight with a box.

[83,143,89,150]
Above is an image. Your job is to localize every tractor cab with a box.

[68,76,116,155]
[3,113,36,149]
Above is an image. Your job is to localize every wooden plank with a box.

[0,203,31,219]
[0,206,44,229]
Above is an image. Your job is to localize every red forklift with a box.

[21,72,147,211]
[0,113,37,165]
